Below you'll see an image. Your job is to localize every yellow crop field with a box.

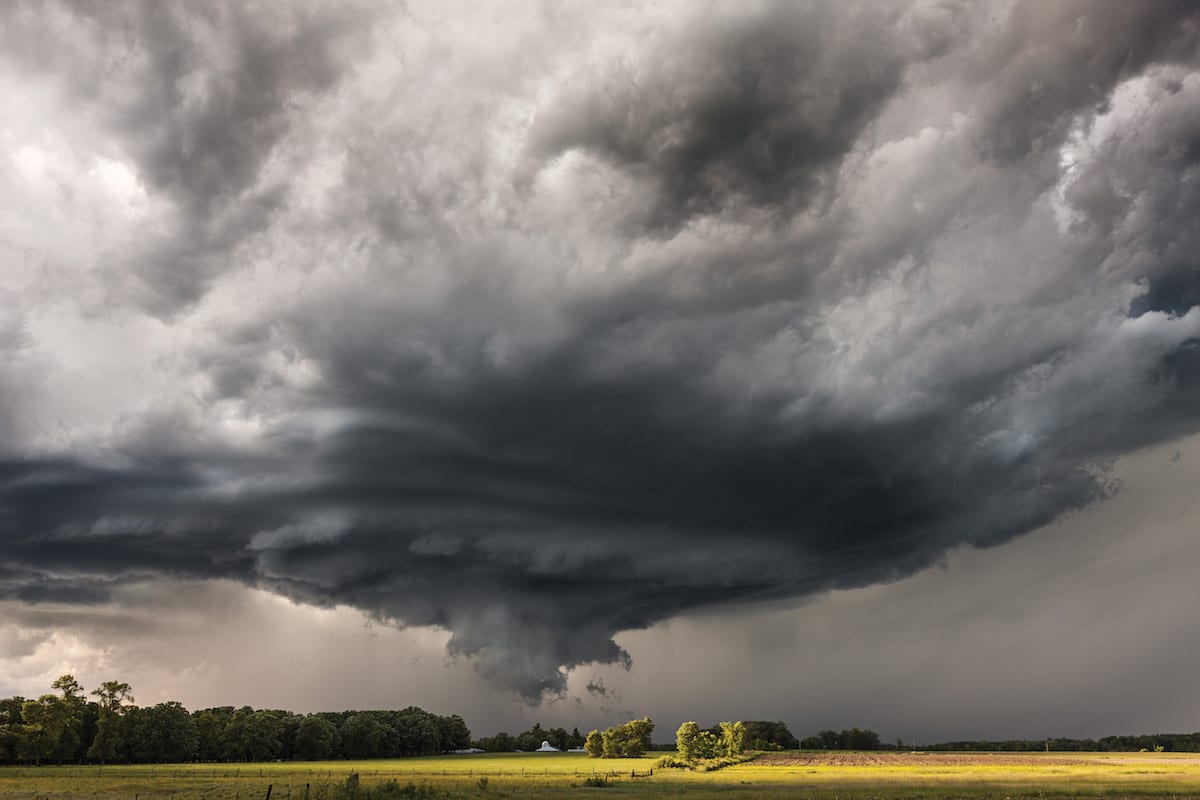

[5,751,1200,800]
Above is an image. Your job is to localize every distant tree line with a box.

[800,728,883,750]
[0,676,470,765]
[794,729,1200,753]
[923,734,1200,753]
[742,721,799,751]
[471,723,586,752]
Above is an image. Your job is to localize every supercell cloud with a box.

[1,0,1199,701]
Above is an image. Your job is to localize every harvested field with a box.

[760,751,1115,767]
[7,751,1200,800]
[729,749,1200,798]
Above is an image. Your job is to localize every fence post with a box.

[265,785,273,800]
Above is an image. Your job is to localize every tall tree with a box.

[436,714,471,753]
[87,681,134,765]
[51,675,84,704]
[719,721,746,756]
[547,727,571,751]
[50,675,86,761]
[676,721,700,761]
[584,729,603,758]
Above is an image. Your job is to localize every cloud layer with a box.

[1,0,1199,701]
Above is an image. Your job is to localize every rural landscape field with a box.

[6,751,1200,800]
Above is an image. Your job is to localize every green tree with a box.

[51,676,84,704]
[0,697,23,763]
[475,731,514,752]
[19,695,79,764]
[817,729,842,750]
[743,720,798,750]
[126,702,197,763]
[719,721,746,756]
[584,729,603,758]
[600,728,618,758]
[546,727,570,751]
[222,708,282,762]
[393,710,439,756]
[193,707,233,761]
[436,714,472,753]
[694,730,720,759]
[50,675,87,761]
[340,713,387,759]
[593,718,654,758]
[514,722,545,753]
[622,717,654,757]
[676,721,700,761]
[844,727,880,750]
[294,715,337,761]
[87,681,134,765]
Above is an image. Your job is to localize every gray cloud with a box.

[1,0,1199,703]
[525,2,919,231]
[0,0,372,315]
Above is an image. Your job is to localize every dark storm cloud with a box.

[969,0,1199,164]
[526,2,917,231]
[3,0,1200,702]
[0,0,371,314]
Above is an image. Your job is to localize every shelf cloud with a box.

[1,0,1198,702]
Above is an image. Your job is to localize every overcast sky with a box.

[2,0,1200,743]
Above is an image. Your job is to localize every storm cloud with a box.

[2,0,1199,701]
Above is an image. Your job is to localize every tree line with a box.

[0,676,470,765]
[923,734,1200,753]
[800,728,883,750]
[9,676,1194,765]
[471,723,587,752]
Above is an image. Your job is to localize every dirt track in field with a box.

[758,752,1122,768]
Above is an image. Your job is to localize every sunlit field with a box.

[6,751,1200,800]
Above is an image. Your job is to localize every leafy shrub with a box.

[693,753,760,772]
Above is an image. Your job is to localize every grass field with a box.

[6,751,1200,800]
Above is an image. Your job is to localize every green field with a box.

[6,751,1200,800]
